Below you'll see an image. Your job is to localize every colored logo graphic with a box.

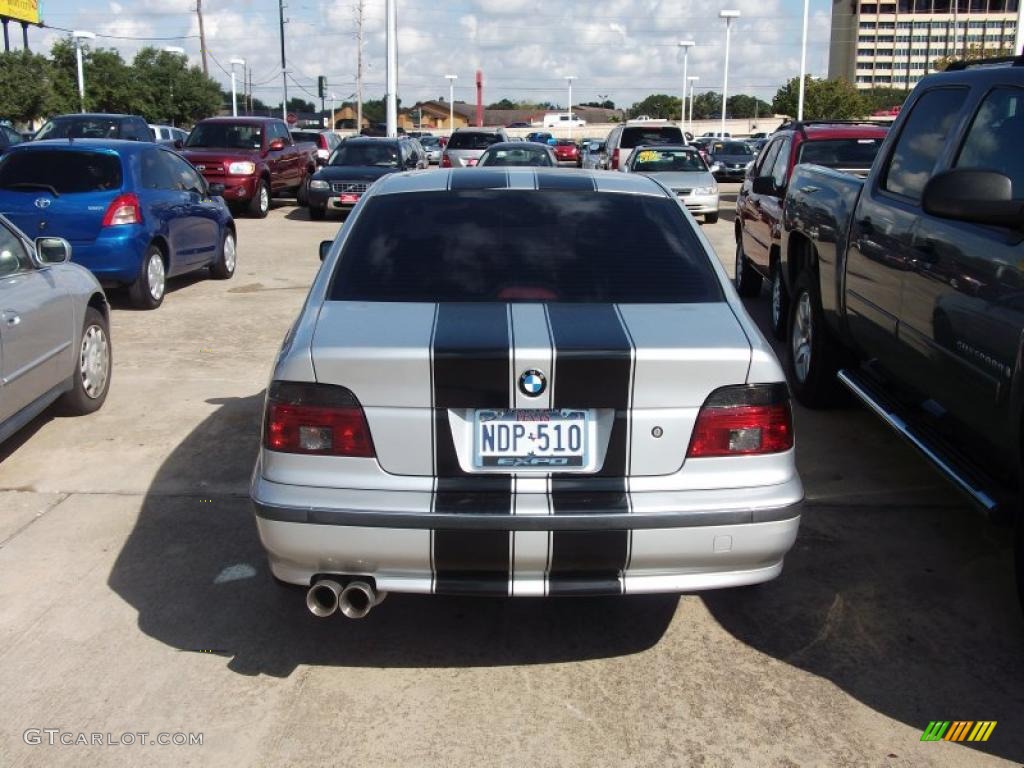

[519,369,546,397]
[921,721,997,742]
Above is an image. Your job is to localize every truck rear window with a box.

[447,133,503,150]
[328,190,723,304]
[0,150,122,194]
[621,127,684,149]
[799,138,885,171]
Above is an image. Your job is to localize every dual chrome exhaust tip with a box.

[306,579,386,619]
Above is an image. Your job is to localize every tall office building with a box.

[829,0,1024,89]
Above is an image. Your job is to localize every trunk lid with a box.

[310,302,751,477]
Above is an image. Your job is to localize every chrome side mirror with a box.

[35,236,72,264]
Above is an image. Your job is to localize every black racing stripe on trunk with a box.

[546,304,632,595]
[536,172,597,191]
[432,302,512,595]
[449,169,510,191]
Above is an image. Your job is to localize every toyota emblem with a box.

[34,198,51,209]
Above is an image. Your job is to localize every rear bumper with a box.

[308,188,361,211]
[251,472,803,594]
[70,227,149,283]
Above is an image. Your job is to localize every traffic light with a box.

[318,76,327,99]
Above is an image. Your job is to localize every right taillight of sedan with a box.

[687,383,793,458]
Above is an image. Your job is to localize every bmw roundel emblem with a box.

[519,369,546,397]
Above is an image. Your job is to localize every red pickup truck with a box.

[734,121,890,337]
[181,117,318,218]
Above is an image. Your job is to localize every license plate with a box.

[339,193,360,204]
[474,409,588,468]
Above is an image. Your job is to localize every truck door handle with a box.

[799,185,819,194]
[2,311,21,326]
[912,241,939,265]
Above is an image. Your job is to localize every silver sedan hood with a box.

[639,170,716,190]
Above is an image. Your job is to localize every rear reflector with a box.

[102,193,142,226]
[611,148,620,169]
[264,381,375,457]
[441,154,452,168]
[686,383,793,458]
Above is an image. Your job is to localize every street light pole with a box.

[678,40,694,125]
[385,0,398,137]
[72,30,95,113]
[688,76,699,135]
[566,75,576,137]
[719,10,740,139]
[797,0,809,120]
[230,58,246,117]
[163,46,185,127]
[445,74,457,134]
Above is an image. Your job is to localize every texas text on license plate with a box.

[474,409,588,468]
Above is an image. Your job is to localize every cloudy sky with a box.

[32,0,834,109]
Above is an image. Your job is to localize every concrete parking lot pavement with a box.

[0,189,1021,768]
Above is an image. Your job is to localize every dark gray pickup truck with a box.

[778,57,1024,607]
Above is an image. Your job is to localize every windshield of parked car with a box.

[420,136,440,148]
[620,127,684,149]
[447,132,503,150]
[0,150,123,194]
[328,190,722,303]
[35,117,122,140]
[798,138,885,171]
[556,139,576,146]
[712,142,754,156]
[330,142,400,167]
[478,147,554,167]
[631,149,706,173]
[290,132,321,144]
[185,123,263,150]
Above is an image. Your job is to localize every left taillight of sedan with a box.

[264,381,375,457]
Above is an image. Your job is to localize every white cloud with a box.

[34,0,832,110]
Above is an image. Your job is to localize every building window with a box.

[860,35,877,42]
[878,22,895,29]
[858,48,875,56]
[861,3,878,11]
[860,22,876,29]
[880,3,897,10]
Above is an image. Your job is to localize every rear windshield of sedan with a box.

[447,132,503,150]
[479,148,553,167]
[712,142,754,156]
[0,150,122,194]
[798,138,885,171]
[35,118,123,140]
[620,127,684,149]
[328,190,722,303]
[632,149,706,173]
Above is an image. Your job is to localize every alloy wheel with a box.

[79,325,110,399]
[791,291,813,383]
[148,253,166,301]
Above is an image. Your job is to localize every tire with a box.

[248,179,270,218]
[210,229,236,280]
[769,264,789,341]
[785,270,844,407]
[58,307,111,415]
[734,237,762,297]
[705,213,719,224]
[309,205,326,221]
[129,245,166,310]
[296,174,311,207]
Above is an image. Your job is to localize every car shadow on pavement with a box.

[705,294,1024,762]
[107,392,676,678]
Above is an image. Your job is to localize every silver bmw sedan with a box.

[251,168,802,618]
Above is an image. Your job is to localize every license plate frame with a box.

[473,409,590,470]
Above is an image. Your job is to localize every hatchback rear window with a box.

[799,138,885,171]
[620,127,684,149]
[36,118,122,140]
[0,150,122,194]
[447,132,503,150]
[328,190,722,303]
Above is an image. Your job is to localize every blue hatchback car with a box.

[0,140,236,309]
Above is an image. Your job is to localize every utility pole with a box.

[355,0,365,133]
[279,0,289,122]
[196,0,208,75]
[385,0,397,137]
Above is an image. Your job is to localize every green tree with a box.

[726,94,772,119]
[487,98,519,110]
[933,43,1014,72]
[49,38,140,115]
[0,51,62,123]
[859,87,910,112]
[132,48,222,125]
[772,76,867,120]
[628,93,682,120]
[692,92,722,120]
[580,99,615,110]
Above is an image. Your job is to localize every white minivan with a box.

[542,113,587,128]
